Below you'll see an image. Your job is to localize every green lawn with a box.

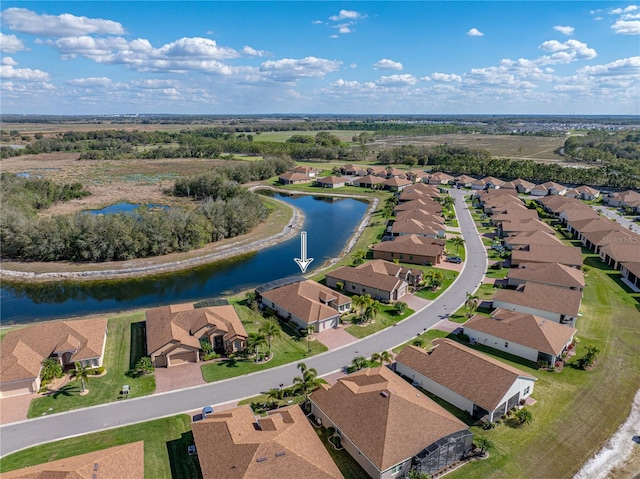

[314,424,370,479]
[392,329,450,354]
[414,269,459,300]
[344,304,414,339]
[200,302,328,383]
[444,253,640,479]
[28,312,156,418]
[445,238,467,260]
[0,415,201,479]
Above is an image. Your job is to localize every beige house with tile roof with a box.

[426,171,454,185]
[606,189,640,210]
[531,181,567,196]
[193,405,343,479]
[315,175,351,188]
[396,339,537,423]
[492,282,582,326]
[471,176,505,190]
[1,318,108,397]
[3,441,144,479]
[325,260,422,302]
[372,235,445,265]
[310,366,472,479]
[146,303,247,368]
[278,172,313,185]
[341,164,367,176]
[464,309,576,366]
[454,174,476,188]
[352,174,386,189]
[507,262,585,290]
[537,195,582,214]
[259,279,351,332]
[394,198,443,215]
[383,177,412,192]
[510,243,583,268]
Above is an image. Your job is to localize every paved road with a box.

[593,205,638,232]
[0,189,487,457]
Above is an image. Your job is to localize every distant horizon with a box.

[1,2,638,115]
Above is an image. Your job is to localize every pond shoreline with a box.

[0,187,378,284]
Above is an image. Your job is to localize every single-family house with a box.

[581,228,634,254]
[454,174,476,188]
[193,405,344,479]
[2,442,144,479]
[530,181,567,196]
[383,177,413,192]
[390,217,445,239]
[407,170,430,183]
[278,172,313,185]
[292,165,321,177]
[507,262,585,290]
[0,318,108,397]
[259,279,351,333]
[367,165,388,177]
[471,176,505,190]
[498,218,556,237]
[146,303,248,368]
[606,190,640,211]
[394,199,443,215]
[386,167,408,179]
[559,207,599,228]
[475,188,519,204]
[371,235,445,265]
[464,308,576,367]
[400,182,441,198]
[310,366,472,479]
[509,243,583,269]
[492,282,582,326]
[490,208,539,226]
[396,339,537,423]
[325,260,421,301]
[427,171,454,185]
[537,195,582,215]
[315,176,350,188]
[511,178,536,194]
[620,262,640,290]
[352,174,386,189]
[503,230,564,250]
[341,164,367,176]
[394,208,444,227]
[599,241,640,270]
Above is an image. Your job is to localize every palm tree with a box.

[464,292,480,317]
[293,362,321,410]
[259,320,281,352]
[451,236,465,255]
[350,355,368,372]
[441,195,455,209]
[475,436,494,456]
[247,332,267,362]
[266,388,281,407]
[394,301,408,315]
[306,324,315,353]
[352,294,373,322]
[372,350,392,366]
[363,299,382,323]
[515,407,533,425]
[424,270,445,290]
[412,337,426,348]
[352,249,367,265]
[70,362,91,393]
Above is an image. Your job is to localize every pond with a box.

[0,193,369,324]
[86,203,167,215]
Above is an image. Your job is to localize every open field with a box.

[373,133,567,162]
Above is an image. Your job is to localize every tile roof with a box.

[260,280,350,325]
[454,174,476,184]
[582,228,634,247]
[310,367,467,472]
[394,199,443,214]
[491,209,539,225]
[508,262,585,288]
[504,230,564,248]
[500,218,556,235]
[396,340,536,412]
[372,235,445,258]
[493,283,583,317]
[316,175,348,185]
[279,172,312,182]
[146,303,247,356]
[465,309,576,356]
[1,318,108,383]
[326,260,410,294]
[569,216,619,234]
[428,172,454,182]
[193,405,344,479]
[2,441,144,479]
[510,243,583,267]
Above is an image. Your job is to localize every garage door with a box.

[1,380,35,397]
[169,351,197,366]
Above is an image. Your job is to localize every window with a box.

[524,386,530,395]
[352,285,356,290]
[505,341,509,348]
[400,254,404,259]
[409,255,413,260]
[390,464,402,474]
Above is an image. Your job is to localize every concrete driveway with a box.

[154,362,206,394]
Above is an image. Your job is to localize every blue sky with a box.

[1,2,639,115]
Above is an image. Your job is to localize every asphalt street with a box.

[0,189,488,457]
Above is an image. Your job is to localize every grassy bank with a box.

[28,312,155,418]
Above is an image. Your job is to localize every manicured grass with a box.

[445,238,467,261]
[200,302,328,383]
[414,269,459,300]
[0,415,200,479]
[446,254,640,479]
[344,304,414,339]
[28,313,156,418]
[314,424,370,479]
[392,329,450,354]
[484,266,509,279]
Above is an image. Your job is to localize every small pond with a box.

[86,203,168,215]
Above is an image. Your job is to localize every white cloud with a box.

[612,19,640,34]
[2,56,17,66]
[610,5,638,15]
[156,37,239,60]
[577,56,640,76]
[0,32,27,53]
[376,74,417,87]
[554,25,575,35]
[373,59,403,71]
[329,10,364,21]
[1,7,125,37]
[0,64,50,81]
[260,57,341,82]
[338,25,352,34]
[538,39,597,63]
[67,77,112,87]
[350,63,357,69]
[467,28,484,37]
[329,34,339,39]
[242,46,268,57]
[431,72,462,82]
[312,20,323,25]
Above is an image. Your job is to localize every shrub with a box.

[91,366,106,375]
[457,332,470,343]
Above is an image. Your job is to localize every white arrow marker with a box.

[294,231,314,273]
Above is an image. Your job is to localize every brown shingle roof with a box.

[395,199,443,214]
[508,262,585,289]
[501,218,556,235]
[193,405,344,479]
[464,309,576,357]
[391,218,443,236]
[493,283,582,317]
[326,260,408,294]
[621,262,640,278]
[395,209,444,225]
[510,243,583,267]
[395,340,536,412]
[1,318,108,383]
[600,242,640,264]
[279,172,312,182]
[353,174,385,186]
[504,230,564,249]
[260,280,350,325]
[2,441,144,479]
[383,177,412,188]
[310,367,467,472]
[146,303,247,356]
[372,235,445,258]
[316,175,347,185]
[537,195,582,214]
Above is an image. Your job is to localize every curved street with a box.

[0,189,487,458]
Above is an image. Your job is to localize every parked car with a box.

[446,256,462,264]
[202,406,214,418]
[188,445,197,456]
